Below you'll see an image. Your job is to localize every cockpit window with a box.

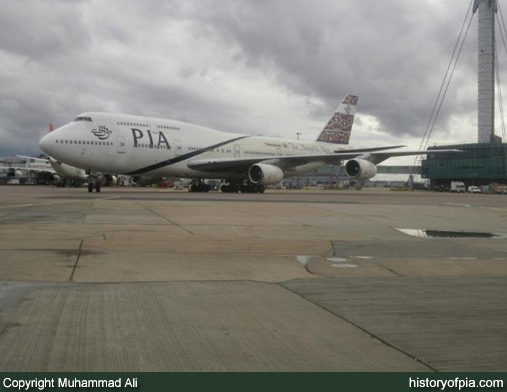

[73,116,93,122]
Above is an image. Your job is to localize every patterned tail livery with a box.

[316,95,358,144]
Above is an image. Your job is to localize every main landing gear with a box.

[87,176,102,193]
[221,180,265,193]
[188,179,209,193]
[188,179,265,193]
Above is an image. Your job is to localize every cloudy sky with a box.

[1,0,505,159]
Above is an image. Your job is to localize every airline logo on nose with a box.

[91,125,112,140]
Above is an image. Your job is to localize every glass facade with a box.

[421,143,507,186]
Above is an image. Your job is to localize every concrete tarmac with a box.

[0,186,506,371]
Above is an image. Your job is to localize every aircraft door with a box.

[234,144,241,158]
[174,139,182,156]
[117,136,126,154]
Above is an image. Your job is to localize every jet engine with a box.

[104,175,118,185]
[248,163,284,185]
[5,168,24,179]
[345,159,377,180]
[52,174,61,183]
[131,176,142,186]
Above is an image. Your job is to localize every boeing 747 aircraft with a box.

[39,95,457,193]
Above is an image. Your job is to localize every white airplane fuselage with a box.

[39,112,335,180]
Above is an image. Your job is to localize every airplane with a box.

[38,95,459,193]
[0,155,87,185]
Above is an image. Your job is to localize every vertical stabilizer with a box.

[316,95,358,144]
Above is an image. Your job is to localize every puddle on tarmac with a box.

[396,228,506,239]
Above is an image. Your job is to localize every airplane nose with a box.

[39,133,53,155]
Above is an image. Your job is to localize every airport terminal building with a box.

[421,142,507,188]
[420,1,507,189]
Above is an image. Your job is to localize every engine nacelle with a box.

[131,176,142,186]
[52,175,61,183]
[104,175,118,185]
[13,170,23,179]
[345,159,378,180]
[248,164,284,185]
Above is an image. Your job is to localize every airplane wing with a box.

[186,145,406,172]
[187,148,460,173]
[16,155,50,163]
[360,149,460,165]
[0,165,56,174]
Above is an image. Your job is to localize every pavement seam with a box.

[69,240,84,282]
[143,205,195,235]
[330,240,404,277]
[376,262,404,277]
[80,200,94,224]
[278,282,438,372]
[0,196,121,210]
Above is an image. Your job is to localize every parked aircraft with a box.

[38,95,458,193]
[0,155,87,185]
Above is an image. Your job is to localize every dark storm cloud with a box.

[0,0,92,155]
[184,0,480,138]
[0,0,498,157]
[0,1,91,60]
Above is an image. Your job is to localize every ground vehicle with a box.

[468,186,481,193]
[451,181,466,193]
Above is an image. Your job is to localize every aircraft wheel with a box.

[88,182,93,193]
[258,185,265,194]
[95,181,101,193]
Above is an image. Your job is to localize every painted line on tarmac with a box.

[478,206,507,211]
[446,202,472,208]
[446,202,507,211]
[0,196,122,209]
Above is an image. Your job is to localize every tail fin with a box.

[316,95,358,144]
